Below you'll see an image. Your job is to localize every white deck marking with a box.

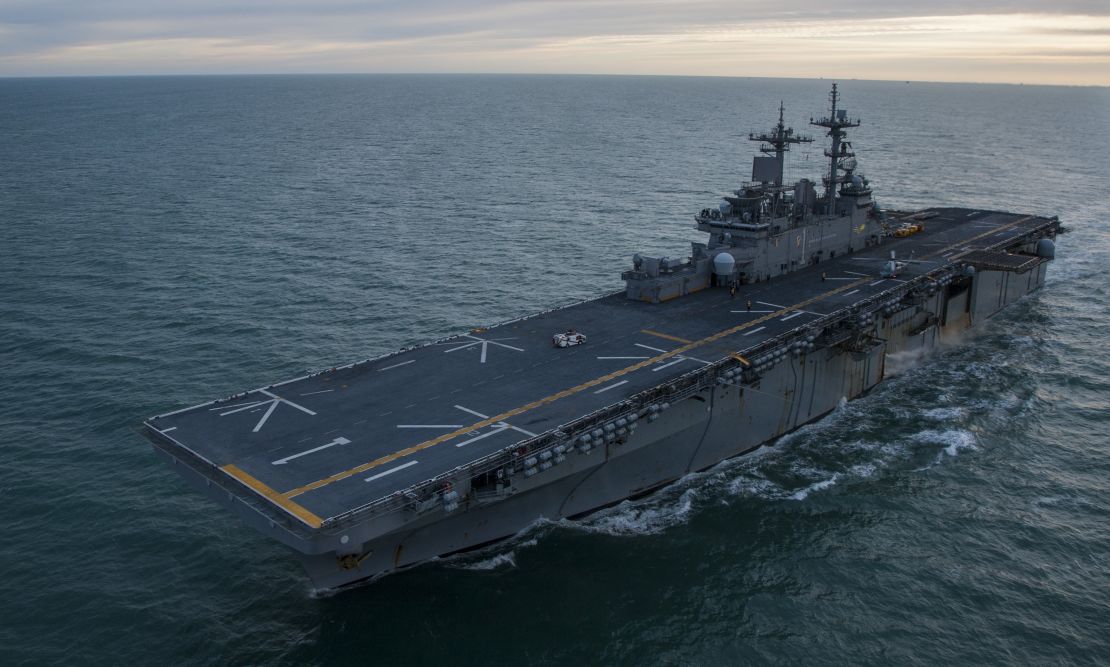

[397,424,465,429]
[259,389,316,415]
[844,270,870,277]
[443,335,524,363]
[594,380,629,394]
[780,312,804,321]
[597,355,650,360]
[743,326,767,336]
[454,426,510,448]
[364,460,419,482]
[757,301,786,309]
[454,405,489,419]
[253,400,280,432]
[452,404,536,438]
[160,427,177,433]
[731,309,774,314]
[869,280,886,286]
[209,399,265,411]
[844,289,861,296]
[378,359,415,372]
[635,342,710,368]
[299,390,334,396]
[216,401,268,416]
[244,389,318,433]
[272,436,351,465]
[652,358,686,372]
[826,277,856,281]
[966,211,979,217]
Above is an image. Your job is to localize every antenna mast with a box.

[810,83,861,214]
[749,101,812,187]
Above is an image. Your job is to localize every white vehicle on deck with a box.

[552,330,587,348]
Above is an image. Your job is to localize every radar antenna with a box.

[810,83,861,214]
[748,101,812,187]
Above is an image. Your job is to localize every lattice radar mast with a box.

[810,83,861,213]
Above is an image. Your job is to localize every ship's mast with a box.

[748,101,812,187]
[810,83,860,214]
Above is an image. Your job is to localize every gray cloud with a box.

[0,0,1107,77]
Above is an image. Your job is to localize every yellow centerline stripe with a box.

[640,329,693,344]
[280,213,1042,503]
[222,464,324,528]
[284,278,868,499]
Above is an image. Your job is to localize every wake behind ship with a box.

[142,85,1063,590]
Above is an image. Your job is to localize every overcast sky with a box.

[1,1,1107,84]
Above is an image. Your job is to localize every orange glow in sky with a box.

[1,7,1107,85]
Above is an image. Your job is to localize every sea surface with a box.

[1,75,1108,665]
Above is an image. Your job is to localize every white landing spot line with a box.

[365,460,419,482]
[443,334,524,364]
[213,400,268,416]
[635,343,712,368]
[652,358,686,372]
[397,424,465,429]
[825,277,856,281]
[869,280,886,286]
[743,326,767,336]
[966,211,979,217]
[844,289,861,296]
[780,312,805,321]
[844,270,870,277]
[757,301,786,309]
[272,436,350,465]
[378,359,415,372]
[454,404,538,440]
[300,389,334,397]
[597,355,650,360]
[731,309,774,314]
[454,428,509,448]
[252,389,317,433]
[454,405,490,419]
[594,380,629,394]
[160,427,177,433]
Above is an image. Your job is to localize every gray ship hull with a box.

[141,88,1061,591]
[149,228,1054,590]
[295,260,1048,590]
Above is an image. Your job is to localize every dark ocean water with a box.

[1,74,1108,665]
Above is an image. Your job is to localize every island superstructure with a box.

[143,85,1063,590]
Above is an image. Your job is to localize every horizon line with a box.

[0,71,1106,89]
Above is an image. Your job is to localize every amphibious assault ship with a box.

[143,85,1062,590]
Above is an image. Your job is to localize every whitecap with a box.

[790,474,841,500]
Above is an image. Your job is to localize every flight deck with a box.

[145,208,1057,530]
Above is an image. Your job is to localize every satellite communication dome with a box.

[713,252,736,276]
